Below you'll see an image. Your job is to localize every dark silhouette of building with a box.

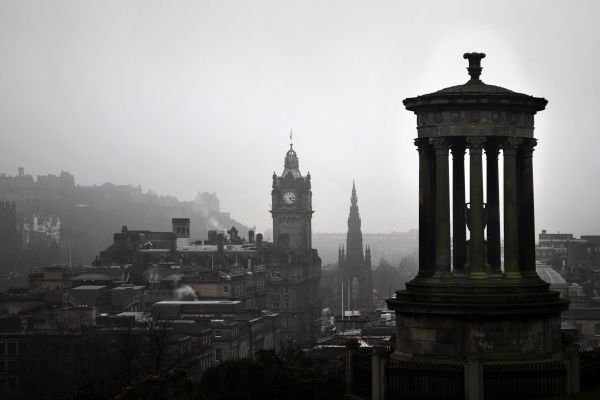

[313,230,417,266]
[268,144,321,345]
[338,182,373,312]
[0,201,18,273]
[385,53,577,399]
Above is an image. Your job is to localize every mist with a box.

[1,0,598,236]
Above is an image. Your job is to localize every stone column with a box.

[451,141,467,275]
[466,137,487,278]
[415,138,435,277]
[503,137,523,279]
[518,138,538,278]
[430,138,451,277]
[345,339,359,395]
[564,345,581,394]
[466,353,482,400]
[485,141,502,275]
[372,346,388,400]
[416,138,436,277]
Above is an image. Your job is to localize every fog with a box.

[1,0,599,235]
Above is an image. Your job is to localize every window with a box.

[0,341,5,355]
[595,323,600,336]
[272,302,278,310]
[215,348,222,361]
[7,342,16,355]
[284,302,289,309]
[214,329,222,338]
[223,285,229,293]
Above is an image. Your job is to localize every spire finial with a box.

[351,180,357,206]
[289,128,293,148]
[463,52,486,82]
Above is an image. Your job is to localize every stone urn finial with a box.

[463,52,486,82]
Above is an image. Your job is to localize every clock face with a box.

[282,191,296,205]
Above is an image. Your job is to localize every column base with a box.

[503,271,523,279]
[452,270,467,278]
[468,271,489,279]
[434,270,453,279]
[488,269,503,278]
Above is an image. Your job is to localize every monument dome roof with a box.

[403,52,547,112]
[536,263,567,285]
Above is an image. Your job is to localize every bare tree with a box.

[112,318,144,387]
[144,316,174,375]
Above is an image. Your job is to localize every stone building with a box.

[385,53,575,399]
[92,144,322,346]
[338,182,373,312]
[267,144,322,345]
[150,300,281,363]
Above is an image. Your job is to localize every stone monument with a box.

[386,53,576,400]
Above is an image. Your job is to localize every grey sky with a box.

[1,1,599,235]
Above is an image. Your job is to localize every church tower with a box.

[339,182,373,312]
[266,142,321,345]
[271,144,313,250]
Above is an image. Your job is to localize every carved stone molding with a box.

[484,140,501,156]
[466,136,486,154]
[502,137,523,155]
[518,138,538,157]
[429,138,449,155]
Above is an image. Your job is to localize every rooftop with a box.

[72,273,112,281]
[154,300,242,305]
[72,285,107,290]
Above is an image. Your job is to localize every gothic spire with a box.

[346,181,364,263]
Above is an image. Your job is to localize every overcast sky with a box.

[1,1,599,235]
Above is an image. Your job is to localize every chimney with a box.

[256,233,263,250]
[248,229,255,244]
[18,167,24,177]
[217,233,224,256]
[172,218,190,239]
[208,230,217,244]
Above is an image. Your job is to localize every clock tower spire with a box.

[271,143,313,250]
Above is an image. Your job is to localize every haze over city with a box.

[1,0,599,235]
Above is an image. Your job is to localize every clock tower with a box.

[271,144,313,250]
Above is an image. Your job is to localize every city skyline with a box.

[1,1,599,235]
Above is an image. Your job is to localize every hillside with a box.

[0,169,249,270]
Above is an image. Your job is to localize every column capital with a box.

[484,140,501,156]
[502,137,523,155]
[414,138,432,152]
[429,137,449,155]
[466,136,486,154]
[450,141,466,156]
[518,138,538,156]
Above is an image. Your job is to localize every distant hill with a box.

[0,169,249,269]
